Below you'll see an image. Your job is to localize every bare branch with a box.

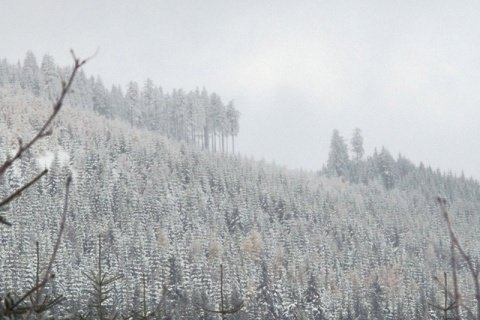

[0,169,48,226]
[0,50,91,177]
[437,196,480,319]
[8,274,55,312]
[27,175,72,319]
[0,215,12,226]
[0,48,92,319]
[0,169,48,209]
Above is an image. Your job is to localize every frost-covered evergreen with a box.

[2,52,480,318]
[326,129,350,178]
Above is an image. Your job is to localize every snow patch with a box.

[57,150,70,166]
[37,151,55,169]
[36,149,77,179]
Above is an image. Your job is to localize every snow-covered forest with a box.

[1,52,240,153]
[2,52,480,319]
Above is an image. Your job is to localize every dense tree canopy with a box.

[1,52,480,318]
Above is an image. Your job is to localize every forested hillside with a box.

[1,53,480,319]
[0,52,240,153]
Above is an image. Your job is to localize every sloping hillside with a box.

[1,54,480,319]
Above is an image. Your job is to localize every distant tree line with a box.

[0,51,240,153]
[325,128,474,191]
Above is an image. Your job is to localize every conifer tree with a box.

[326,129,350,178]
[81,235,123,319]
[197,265,243,320]
[377,147,396,190]
[350,128,364,161]
[126,81,140,128]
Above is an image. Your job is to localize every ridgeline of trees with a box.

[325,128,475,191]
[0,51,240,153]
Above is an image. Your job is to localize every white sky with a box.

[2,1,480,179]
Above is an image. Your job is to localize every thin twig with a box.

[0,170,48,226]
[27,175,72,319]
[437,196,480,319]
[36,241,40,289]
[9,275,54,312]
[0,50,93,177]
[0,169,48,208]
[1,50,92,228]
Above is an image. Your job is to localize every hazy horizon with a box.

[3,1,480,179]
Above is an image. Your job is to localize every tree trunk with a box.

[221,132,225,153]
[204,126,209,150]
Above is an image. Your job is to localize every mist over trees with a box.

[1,52,480,318]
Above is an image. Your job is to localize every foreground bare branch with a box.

[437,196,480,320]
[0,169,48,208]
[0,50,89,176]
[27,175,71,318]
[0,50,91,318]
[0,50,91,226]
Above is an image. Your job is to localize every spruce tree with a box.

[326,129,350,178]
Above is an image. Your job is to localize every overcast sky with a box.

[2,1,480,179]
